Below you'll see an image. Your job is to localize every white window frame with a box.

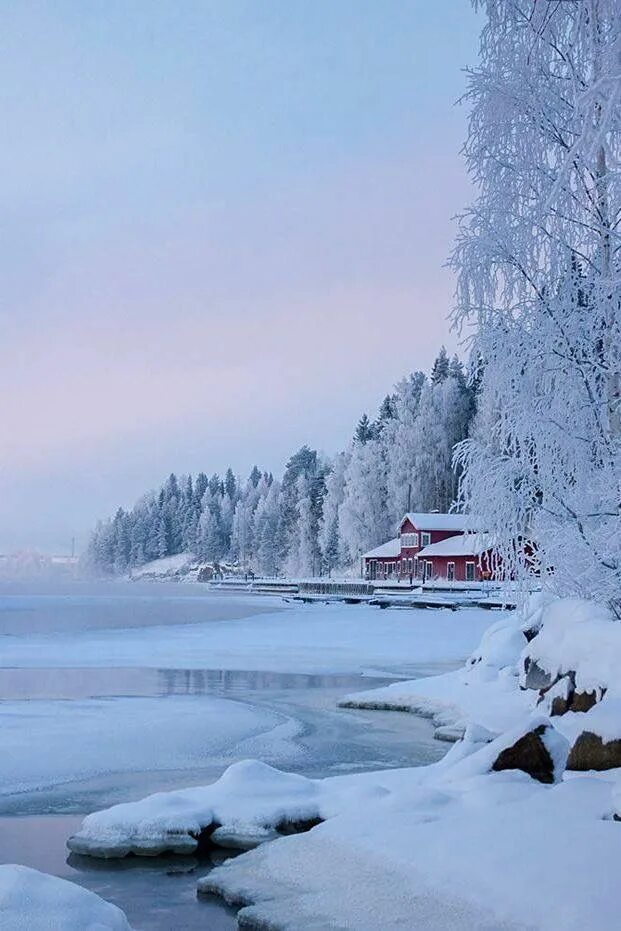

[425,560,434,579]
[400,532,419,549]
[447,561,455,582]
[421,532,431,547]
[465,561,475,582]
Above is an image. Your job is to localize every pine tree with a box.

[224,468,237,502]
[355,414,374,445]
[430,346,450,384]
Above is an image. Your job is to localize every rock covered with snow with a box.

[67,759,390,859]
[68,760,319,858]
[520,598,619,695]
[491,719,568,783]
[0,865,132,930]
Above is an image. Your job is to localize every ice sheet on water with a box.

[0,600,494,673]
[0,695,294,798]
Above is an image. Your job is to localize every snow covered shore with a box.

[341,611,533,737]
[67,595,621,929]
[0,865,132,930]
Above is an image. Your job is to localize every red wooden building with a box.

[362,513,495,583]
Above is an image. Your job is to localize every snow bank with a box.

[201,770,620,931]
[0,865,131,930]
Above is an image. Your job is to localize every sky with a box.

[0,0,480,554]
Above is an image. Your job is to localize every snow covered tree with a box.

[409,375,472,513]
[230,498,253,568]
[340,437,391,563]
[373,394,397,436]
[452,0,621,601]
[319,451,349,574]
[254,479,282,576]
[385,372,426,523]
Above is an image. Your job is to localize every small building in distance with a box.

[362,512,495,583]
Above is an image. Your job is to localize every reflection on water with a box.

[0,815,237,931]
[0,666,394,700]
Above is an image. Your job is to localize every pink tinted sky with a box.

[0,1,480,552]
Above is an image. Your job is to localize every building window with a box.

[447,562,455,582]
[408,558,413,575]
[400,532,419,549]
[466,562,475,582]
[421,532,431,547]
[425,560,433,580]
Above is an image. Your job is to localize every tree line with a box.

[86,347,477,577]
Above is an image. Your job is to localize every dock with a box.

[209,577,517,610]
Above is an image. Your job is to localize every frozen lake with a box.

[0,582,488,928]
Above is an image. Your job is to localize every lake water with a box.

[0,582,449,929]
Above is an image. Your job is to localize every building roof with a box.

[362,537,401,559]
[417,533,493,558]
[400,512,476,532]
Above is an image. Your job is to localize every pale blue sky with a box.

[0,1,480,552]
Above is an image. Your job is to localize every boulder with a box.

[550,692,572,717]
[492,723,567,784]
[522,657,555,691]
[566,731,621,771]
[569,690,600,714]
[537,673,604,717]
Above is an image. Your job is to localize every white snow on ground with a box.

[0,601,494,674]
[0,696,300,798]
[0,864,131,930]
[68,739,621,929]
[201,766,621,931]
[67,594,621,929]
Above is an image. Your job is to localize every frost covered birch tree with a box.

[453,0,621,601]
